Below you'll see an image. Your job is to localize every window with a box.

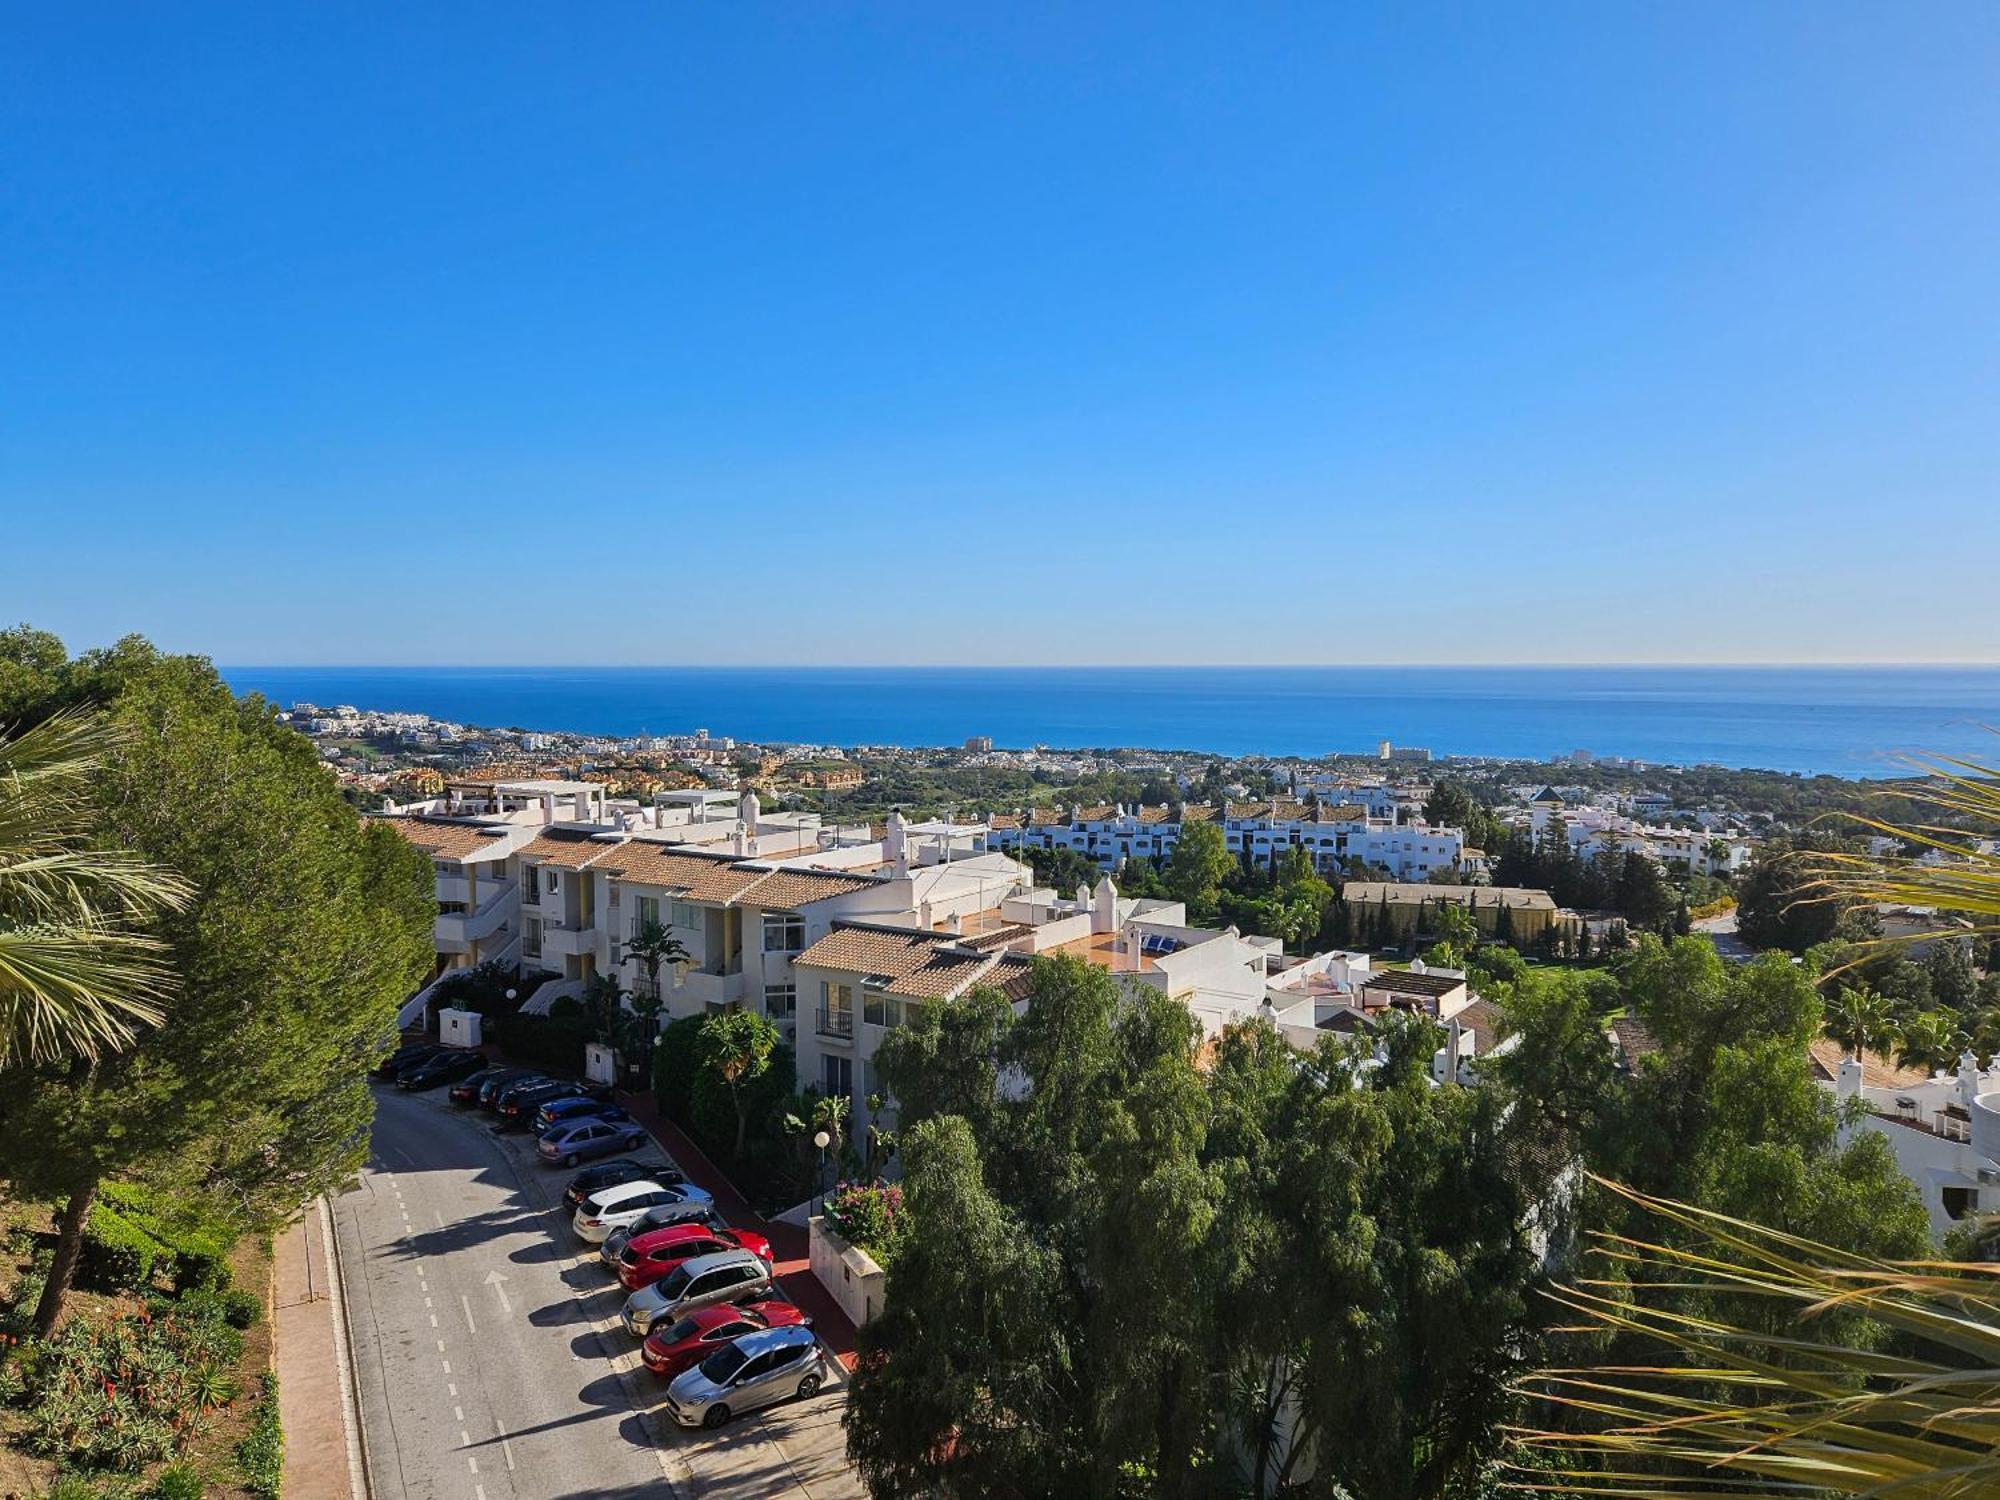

[545,869,561,895]
[822,1054,853,1100]
[762,911,805,953]
[818,982,854,1037]
[863,984,898,1028]
[671,900,699,929]
[764,983,796,1019]
[1944,1186,1979,1220]
[521,866,540,906]
[636,895,660,929]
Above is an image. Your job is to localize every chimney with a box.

[1959,1050,1982,1110]
[885,811,908,875]
[1836,1056,1864,1102]
[1092,875,1118,934]
[732,821,749,857]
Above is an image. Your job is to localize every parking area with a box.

[334,1077,865,1500]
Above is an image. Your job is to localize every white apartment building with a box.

[1525,797,1752,876]
[987,798,1472,881]
[1819,1043,2000,1237]
[793,875,1290,1136]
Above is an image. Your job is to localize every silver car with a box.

[664,1324,826,1429]
[622,1248,773,1337]
[599,1200,728,1268]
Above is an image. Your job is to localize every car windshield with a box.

[657,1267,691,1299]
[660,1316,700,1344]
[698,1344,749,1384]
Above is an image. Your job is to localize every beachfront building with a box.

[985,798,1471,881]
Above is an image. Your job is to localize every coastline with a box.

[217,664,2000,779]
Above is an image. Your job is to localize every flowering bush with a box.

[17,1298,244,1471]
[821,1180,905,1263]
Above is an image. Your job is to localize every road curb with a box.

[322,1194,374,1500]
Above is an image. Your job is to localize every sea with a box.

[212,665,2000,779]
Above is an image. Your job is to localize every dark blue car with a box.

[534,1095,632,1134]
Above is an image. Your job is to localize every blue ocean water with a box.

[214,666,2000,778]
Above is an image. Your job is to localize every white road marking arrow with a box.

[483,1269,513,1316]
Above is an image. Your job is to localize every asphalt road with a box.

[333,1084,863,1500]
[1694,908,1757,964]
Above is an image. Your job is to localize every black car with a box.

[563,1157,684,1212]
[397,1049,487,1091]
[374,1042,442,1080]
[496,1079,595,1128]
[486,1073,552,1112]
[450,1066,532,1106]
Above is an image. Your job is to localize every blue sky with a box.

[3,3,1996,666]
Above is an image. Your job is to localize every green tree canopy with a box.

[0,633,435,1332]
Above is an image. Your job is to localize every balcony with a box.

[673,969,751,1009]
[816,1005,855,1041]
[540,923,598,962]
[435,874,515,908]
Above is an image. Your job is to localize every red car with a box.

[639,1299,809,1378]
[616,1223,775,1291]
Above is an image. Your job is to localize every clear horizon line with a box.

[213,659,2000,671]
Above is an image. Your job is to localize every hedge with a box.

[79,1205,161,1293]
[490,1011,593,1074]
[235,1372,283,1498]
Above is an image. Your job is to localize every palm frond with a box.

[1508,1178,2000,1497]
[1804,744,2000,947]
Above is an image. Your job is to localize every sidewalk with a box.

[273,1202,362,1500]
[617,1089,860,1371]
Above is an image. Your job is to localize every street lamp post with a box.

[813,1128,832,1213]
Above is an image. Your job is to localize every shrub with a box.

[821,1180,905,1263]
[145,1463,206,1499]
[235,1374,282,1499]
[490,1010,592,1074]
[218,1289,262,1331]
[652,1015,705,1124]
[78,1207,161,1294]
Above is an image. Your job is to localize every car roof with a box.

[628,1222,718,1250]
[675,1248,765,1278]
[588,1179,671,1209]
[733,1324,816,1357]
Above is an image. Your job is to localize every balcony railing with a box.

[816,1005,854,1039]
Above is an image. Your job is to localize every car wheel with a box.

[703,1404,730,1430]
[797,1374,821,1399]
[564,1153,579,1168]
[626,1133,644,1149]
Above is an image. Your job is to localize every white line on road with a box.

[460,1428,471,1446]
[497,1421,516,1471]
[466,1454,478,1474]
[461,1293,478,1333]
[482,1268,513,1316]
[453,1405,463,1421]
[429,1313,438,1328]
[441,1359,451,1375]
[447,1382,457,1397]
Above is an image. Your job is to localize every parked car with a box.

[563,1158,683,1213]
[573,1180,715,1244]
[496,1080,592,1128]
[641,1299,810,1380]
[396,1049,486,1090]
[600,1201,730,1267]
[617,1223,775,1291]
[483,1072,549,1111]
[621,1248,774,1337]
[373,1042,442,1080]
[533,1095,632,1133]
[538,1116,648,1168]
[450,1066,532,1106]
[663,1324,826,1429]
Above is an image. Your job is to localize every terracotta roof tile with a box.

[1179,803,1219,821]
[518,829,626,869]
[739,870,876,910]
[370,815,516,862]
[1805,1038,1934,1090]
[794,924,1004,1001]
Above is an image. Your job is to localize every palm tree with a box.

[1509,1178,2000,1497]
[0,708,190,1066]
[1892,1008,1967,1077]
[624,917,689,1006]
[1822,982,1896,1061]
